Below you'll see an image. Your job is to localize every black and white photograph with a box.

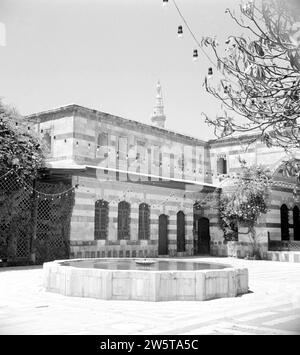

[0,0,300,338]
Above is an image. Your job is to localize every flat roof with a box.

[26,104,209,146]
[26,103,271,148]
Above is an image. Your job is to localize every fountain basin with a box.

[43,258,248,302]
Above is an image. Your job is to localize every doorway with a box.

[198,217,210,254]
[158,214,168,255]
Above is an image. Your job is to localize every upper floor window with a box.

[94,200,109,240]
[153,146,160,167]
[96,132,108,157]
[97,132,108,148]
[42,132,51,155]
[137,141,146,162]
[138,203,150,240]
[118,137,128,160]
[217,156,227,175]
[177,154,185,172]
[181,154,185,171]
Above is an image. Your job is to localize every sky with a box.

[0,0,242,140]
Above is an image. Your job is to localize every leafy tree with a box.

[0,100,44,261]
[219,162,272,258]
[202,0,300,150]
[167,0,298,148]
[0,100,44,179]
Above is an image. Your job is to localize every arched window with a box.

[293,206,300,241]
[138,203,150,240]
[217,157,227,174]
[94,200,109,240]
[118,201,130,240]
[280,204,290,241]
[177,211,185,252]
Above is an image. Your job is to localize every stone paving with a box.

[1,257,300,335]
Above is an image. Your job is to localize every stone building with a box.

[24,82,299,261]
[208,134,300,257]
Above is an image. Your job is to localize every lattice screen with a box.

[0,173,32,260]
[34,181,74,263]
[269,240,300,251]
[0,173,74,264]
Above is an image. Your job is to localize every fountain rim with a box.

[54,257,234,273]
[43,258,249,301]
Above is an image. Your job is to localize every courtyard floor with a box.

[1,257,300,335]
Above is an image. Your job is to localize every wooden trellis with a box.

[34,181,74,263]
[0,173,74,264]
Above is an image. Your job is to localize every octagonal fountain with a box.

[43,258,248,302]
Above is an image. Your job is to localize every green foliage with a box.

[0,100,44,180]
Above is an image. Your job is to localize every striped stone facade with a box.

[208,135,300,257]
[27,104,299,258]
[68,172,219,258]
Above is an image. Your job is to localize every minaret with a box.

[151,80,166,129]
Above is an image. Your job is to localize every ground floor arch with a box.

[176,211,185,252]
[158,214,168,255]
[197,217,210,255]
[281,204,290,241]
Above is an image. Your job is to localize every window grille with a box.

[94,200,109,240]
[118,201,130,239]
[217,157,227,174]
[138,203,150,240]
